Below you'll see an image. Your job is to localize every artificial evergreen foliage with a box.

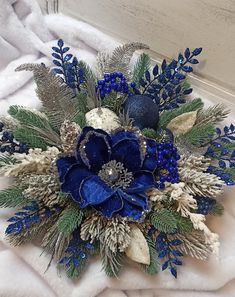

[58,207,84,235]
[0,188,28,208]
[182,123,215,146]
[141,236,159,275]
[101,249,124,277]
[132,53,151,88]
[150,209,178,233]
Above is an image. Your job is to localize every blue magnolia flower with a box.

[57,127,158,220]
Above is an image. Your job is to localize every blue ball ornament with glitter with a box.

[123,95,159,129]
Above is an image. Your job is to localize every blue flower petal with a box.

[118,190,148,209]
[79,175,115,208]
[111,139,142,172]
[117,191,147,220]
[56,156,77,182]
[94,193,123,218]
[142,139,158,171]
[111,130,138,146]
[61,164,92,203]
[76,128,112,172]
[126,170,154,193]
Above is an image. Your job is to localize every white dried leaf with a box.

[125,226,150,265]
[167,111,198,136]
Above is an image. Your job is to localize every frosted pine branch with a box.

[178,154,211,172]
[179,168,224,197]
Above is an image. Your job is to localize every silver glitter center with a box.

[98,160,133,189]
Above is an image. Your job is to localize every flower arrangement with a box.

[0,40,234,279]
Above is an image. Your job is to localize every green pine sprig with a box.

[0,188,28,208]
[0,154,18,168]
[142,128,158,139]
[132,53,151,87]
[8,106,61,149]
[78,60,98,109]
[141,236,159,275]
[150,209,193,234]
[150,209,178,233]
[58,207,84,235]
[101,249,124,278]
[181,123,215,147]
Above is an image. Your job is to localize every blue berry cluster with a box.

[156,232,183,278]
[96,72,136,99]
[195,196,216,215]
[155,142,180,189]
[0,123,29,154]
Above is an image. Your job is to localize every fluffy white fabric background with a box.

[0,1,235,296]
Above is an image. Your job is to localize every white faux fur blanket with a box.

[0,1,235,296]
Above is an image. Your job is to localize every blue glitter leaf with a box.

[53,68,64,75]
[183,88,193,95]
[192,47,203,56]
[145,70,151,82]
[64,54,73,62]
[161,59,167,71]
[53,60,62,67]
[162,261,169,271]
[62,47,70,53]
[170,266,177,278]
[170,239,182,246]
[52,53,62,60]
[181,65,193,72]
[153,64,159,76]
[52,46,61,53]
[184,48,190,59]
[171,250,183,257]
[189,58,199,64]
[57,39,64,48]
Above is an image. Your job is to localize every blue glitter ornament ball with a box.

[124,95,159,129]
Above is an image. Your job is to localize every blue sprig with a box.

[156,232,183,278]
[205,124,235,185]
[59,234,95,276]
[140,47,202,111]
[52,39,84,92]
[5,202,61,235]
